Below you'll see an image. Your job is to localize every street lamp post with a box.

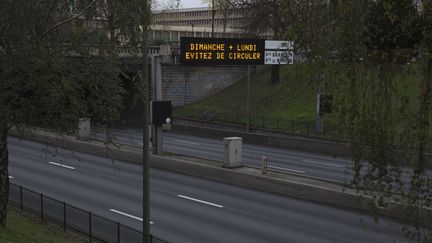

[246,65,251,132]
[141,2,150,242]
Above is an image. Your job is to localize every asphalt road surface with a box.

[94,128,417,185]
[7,136,409,243]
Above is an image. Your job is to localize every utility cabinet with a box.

[223,137,242,168]
[77,118,91,140]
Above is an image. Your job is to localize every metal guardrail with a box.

[8,183,170,243]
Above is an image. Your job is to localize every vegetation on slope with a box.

[0,206,87,243]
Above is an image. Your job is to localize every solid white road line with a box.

[8,176,14,179]
[177,195,224,208]
[48,161,75,170]
[109,209,154,224]
[302,159,345,168]
[174,140,201,146]
[267,165,306,174]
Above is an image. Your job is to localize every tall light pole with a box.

[246,30,251,132]
[141,1,150,242]
[246,64,251,132]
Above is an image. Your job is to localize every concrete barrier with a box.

[172,121,432,168]
[172,122,352,158]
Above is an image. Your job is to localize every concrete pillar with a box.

[316,92,324,134]
[261,156,268,174]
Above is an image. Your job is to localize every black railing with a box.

[173,107,342,140]
[8,183,170,243]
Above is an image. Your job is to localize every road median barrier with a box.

[9,128,429,224]
[172,123,432,169]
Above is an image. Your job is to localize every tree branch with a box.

[45,0,59,26]
[44,0,98,36]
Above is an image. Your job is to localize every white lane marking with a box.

[302,159,345,168]
[177,195,224,208]
[267,165,306,174]
[174,140,201,146]
[8,176,14,179]
[48,162,75,170]
[109,209,154,224]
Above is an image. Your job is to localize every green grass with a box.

[177,65,329,137]
[186,66,316,122]
[177,61,424,139]
[0,206,88,243]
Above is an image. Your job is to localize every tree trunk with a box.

[270,65,280,84]
[223,6,228,36]
[0,128,9,227]
[270,2,280,84]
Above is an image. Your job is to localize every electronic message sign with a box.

[264,40,294,65]
[180,37,266,65]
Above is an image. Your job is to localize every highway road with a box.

[7,136,408,243]
[94,128,417,185]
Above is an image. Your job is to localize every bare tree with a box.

[234,0,297,83]
[202,0,236,36]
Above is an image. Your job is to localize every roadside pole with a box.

[316,91,323,134]
[246,65,251,132]
[141,8,150,243]
[152,55,163,155]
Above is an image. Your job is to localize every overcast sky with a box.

[154,0,208,10]
[179,0,207,8]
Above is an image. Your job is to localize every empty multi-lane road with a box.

[7,135,409,243]
[95,128,418,184]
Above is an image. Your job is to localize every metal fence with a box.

[103,105,341,140]
[173,107,342,140]
[8,183,170,243]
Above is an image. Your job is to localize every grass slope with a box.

[0,206,88,243]
[186,63,423,129]
[187,66,319,123]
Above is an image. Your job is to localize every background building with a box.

[149,7,247,45]
[153,7,245,32]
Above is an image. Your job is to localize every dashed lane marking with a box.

[48,162,75,170]
[177,195,224,208]
[109,209,154,224]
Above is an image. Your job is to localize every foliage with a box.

[95,0,149,45]
[264,0,432,241]
[0,0,151,227]
[234,0,293,83]
[363,0,422,50]
[0,1,126,131]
